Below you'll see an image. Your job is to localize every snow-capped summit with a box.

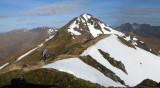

[66,13,123,39]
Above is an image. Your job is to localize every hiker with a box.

[42,49,47,61]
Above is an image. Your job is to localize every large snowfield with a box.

[41,58,124,87]
[81,34,160,86]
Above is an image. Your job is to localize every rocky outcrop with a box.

[98,49,127,74]
[79,55,126,85]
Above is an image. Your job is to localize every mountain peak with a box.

[64,13,123,39]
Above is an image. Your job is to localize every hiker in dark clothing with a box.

[42,49,47,61]
[41,49,44,55]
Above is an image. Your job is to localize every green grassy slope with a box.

[0,68,104,88]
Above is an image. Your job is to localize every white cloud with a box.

[0,0,83,18]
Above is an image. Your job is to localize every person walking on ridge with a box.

[42,48,47,61]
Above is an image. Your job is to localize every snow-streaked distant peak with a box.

[67,13,124,37]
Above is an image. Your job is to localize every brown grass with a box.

[0,30,51,61]
[67,34,110,55]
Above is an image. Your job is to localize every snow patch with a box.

[82,13,91,21]
[87,23,102,37]
[45,34,55,42]
[140,41,144,43]
[68,21,81,35]
[125,36,131,41]
[99,23,111,34]
[0,63,9,69]
[132,41,138,45]
[98,22,124,36]
[41,58,124,87]
[23,29,29,32]
[72,37,75,39]
[38,43,44,47]
[133,37,138,41]
[81,17,85,23]
[150,49,152,51]
[105,26,124,36]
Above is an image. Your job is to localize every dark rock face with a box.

[98,49,127,74]
[116,23,160,39]
[79,55,126,85]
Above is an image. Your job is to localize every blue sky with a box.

[0,0,160,33]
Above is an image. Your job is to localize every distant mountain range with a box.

[0,27,57,61]
[116,23,160,39]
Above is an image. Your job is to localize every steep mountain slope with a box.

[0,13,160,88]
[0,27,56,61]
